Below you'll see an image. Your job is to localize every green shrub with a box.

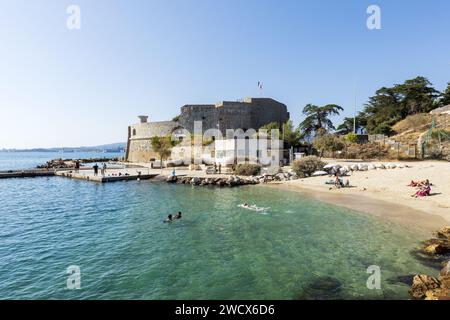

[345,133,358,143]
[292,156,326,177]
[234,164,261,176]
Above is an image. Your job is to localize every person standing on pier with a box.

[102,163,107,175]
[75,160,80,173]
[93,164,99,176]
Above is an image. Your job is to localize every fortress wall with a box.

[126,98,290,163]
[127,139,158,163]
[179,98,289,135]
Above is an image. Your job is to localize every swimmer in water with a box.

[174,211,182,220]
[243,203,249,208]
[164,214,173,223]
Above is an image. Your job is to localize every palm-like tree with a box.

[299,104,344,139]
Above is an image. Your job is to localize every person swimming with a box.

[174,211,182,219]
[164,214,173,223]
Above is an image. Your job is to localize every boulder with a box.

[166,175,177,183]
[409,275,440,299]
[436,226,450,239]
[367,164,376,170]
[424,287,450,300]
[374,163,385,169]
[386,163,397,169]
[190,177,200,185]
[275,173,285,181]
[424,239,450,255]
[349,164,359,171]
[439,261,450,290]
[357,163,368,171]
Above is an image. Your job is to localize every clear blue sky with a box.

[1,0,449,148]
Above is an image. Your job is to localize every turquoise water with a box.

[0,151,124,171]
[0,176,438,300]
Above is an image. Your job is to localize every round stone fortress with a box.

[125,97,290,163]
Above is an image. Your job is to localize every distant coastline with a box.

[0,142,126,153]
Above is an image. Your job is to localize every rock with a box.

[367,164,376,170]
[190,177,200,185]
[374,163,385,169]
[357,163,368,171]
[410,274,440,299]
[275,173,285,181]
[436,227,450,239]
[440,261,450,289]
[424,287,450,300]
[424,239,450,255]
[349,164,359,171]
[166,175,177,183]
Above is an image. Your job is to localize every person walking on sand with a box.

[218,163,222,174]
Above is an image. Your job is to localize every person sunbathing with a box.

[411,185,431,198]
[408,179,432,187]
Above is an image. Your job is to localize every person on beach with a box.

[412,184,431,198]
[75,160,80,173]
[214,162,217,173]
[408,179,432,187]
[334,175,343,188]
[102,163,107,175]
[93,164,99,176]
[218,163,222,174]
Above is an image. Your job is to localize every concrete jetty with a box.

[0,169,55,179]
[55,168,157,183]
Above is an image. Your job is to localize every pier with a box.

[0,169,55,179]
[55,168,158,183]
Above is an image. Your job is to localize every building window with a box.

[132,129,136,136]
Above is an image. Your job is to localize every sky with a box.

[0,0,449,149]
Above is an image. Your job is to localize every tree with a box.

[260,121,302,146]
[360,76,441,135]
[299,104,344,139]
[441,82,450,106]
[312,131,345,158]
[282,120,302,147]
[151,136,177,173]
[394,76,440,115]
[260,122,280,131]
[337,116,365,134]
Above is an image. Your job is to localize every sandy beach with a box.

[270,160,450,234]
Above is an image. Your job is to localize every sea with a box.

[0,152,438,299]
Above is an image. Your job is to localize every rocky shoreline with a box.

[37,157,120,169]
[165,171,299,187]
[410,226,450,300]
